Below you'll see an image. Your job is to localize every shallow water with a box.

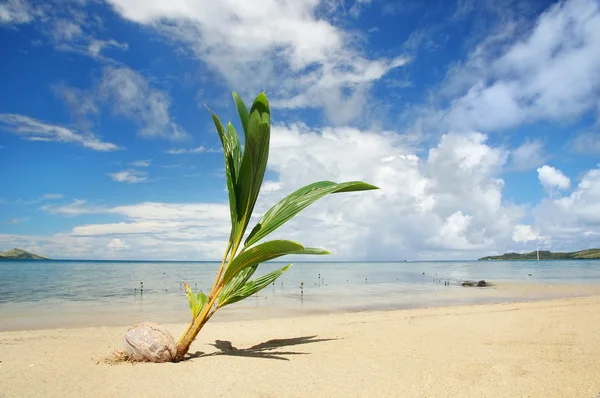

[1,259,600,330]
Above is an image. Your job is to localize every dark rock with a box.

[461,281,474,287]
[477,280,487,287]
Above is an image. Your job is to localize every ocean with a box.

[1,259,600,330]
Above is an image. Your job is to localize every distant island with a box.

[0,248,50,260]
[479,249,600,261]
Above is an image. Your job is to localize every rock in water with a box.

[123,322,176,362]
[477,280,487,287]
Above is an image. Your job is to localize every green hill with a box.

[0,248,50,260]
[479,249,600,261]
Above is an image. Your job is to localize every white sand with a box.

[1,296,600,397]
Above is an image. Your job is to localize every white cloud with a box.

[28,201,232,259]
[51,19,83,41]
[42,193,63,200]
[23,126,530,260]
[512,224,539,242]
[572,132,600,154]
[108,169,148,184]
[509,139,546,171]
[98,67,189,140]
[260,126,519,259]
[107,238,128,250]
[416,0,600,134]
[0,0,39,25]
[533,165,600,250]
[2,2,127,62]
[130,159,151,167]
[14,121,598,260]
[105,0,409,124]
[53,83,99,130]
[537,165,571,190]
[55,37,129,63]
[0,114,121,151]
[41,199,101,216]
[57,66,187,141]
[165,146,212,155]
[348,0,373,18]
[22,193,64,205]
[86,39,128,58]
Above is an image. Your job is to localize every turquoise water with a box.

[1,260,600,330]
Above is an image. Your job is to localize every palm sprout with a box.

[172,92,378,361]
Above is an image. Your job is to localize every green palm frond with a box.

[244,181,378,248]
[219,264,292,308]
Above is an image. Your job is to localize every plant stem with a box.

[173,285,224,361]
[174,237,245,361]
[212,241,232,292]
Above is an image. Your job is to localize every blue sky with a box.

[0,0,599,260]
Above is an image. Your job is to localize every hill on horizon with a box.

[0,248,50,260]
[479,249,600,261]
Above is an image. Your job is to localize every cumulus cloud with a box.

[256,127,519,259]
[0,114,120,151]
[533,164,600,250]
[104,0,409,124]
[17,127,531,260]
[512,224,539,242]
[11,125,599,260]
[537,165,571,190]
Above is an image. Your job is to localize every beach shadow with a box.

[186,335,337,361]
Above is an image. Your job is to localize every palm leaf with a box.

[222,240,328,284]
[184,283,207,319]
[234,93,270,244]
[219,264,292,308]
[211,112,240,239]
[244,181,378,247]
[232,92,249,136]
[218,265,258,306]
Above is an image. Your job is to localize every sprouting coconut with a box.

[123,322,176,363]
[122,91,378,363]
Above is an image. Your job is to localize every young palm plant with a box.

[123,92,378,363]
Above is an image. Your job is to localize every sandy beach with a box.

[1,296,600,398]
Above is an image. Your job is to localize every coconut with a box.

[123,322,176,363]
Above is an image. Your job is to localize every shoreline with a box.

[2,281,600,332]
[1,296,600,397]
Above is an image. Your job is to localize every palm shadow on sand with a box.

[186,335,337,361]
